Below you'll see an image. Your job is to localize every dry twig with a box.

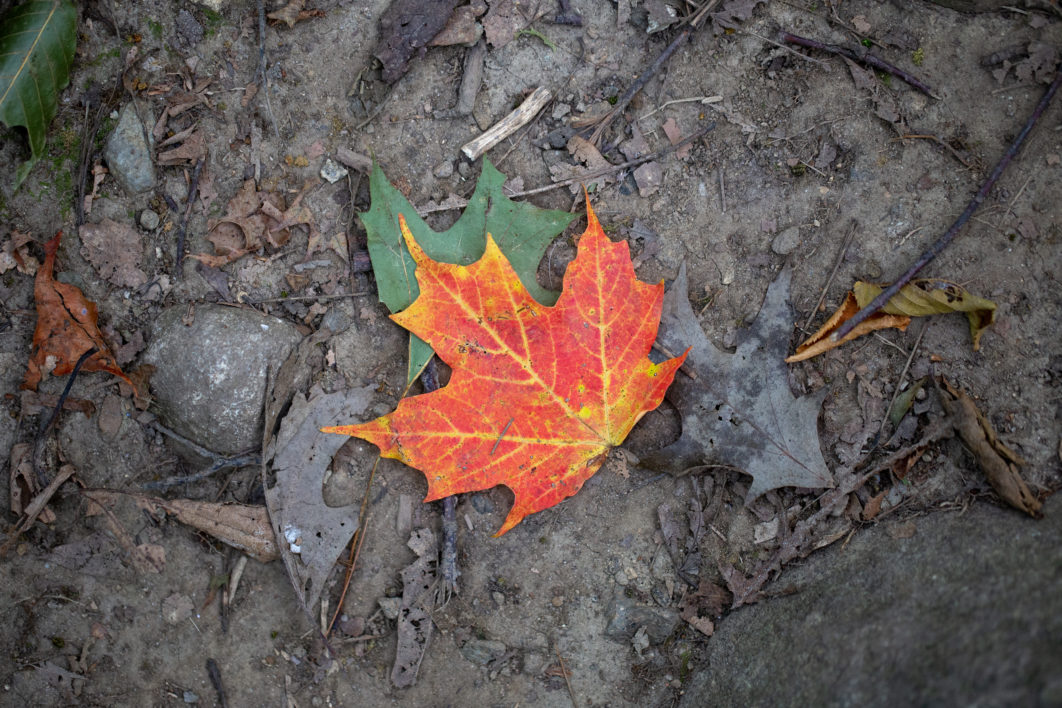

[835,65,1062,341]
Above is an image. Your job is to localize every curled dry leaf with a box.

[787,280,996,363]
[0,229,38,275]
[22,232,133,392]
[190,180,302,267]
[267,0,325,29]
[939,378,1042,518]
[83,489,279,562]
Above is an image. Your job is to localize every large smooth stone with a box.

[142,304,302,455]
[680,495,1062,706]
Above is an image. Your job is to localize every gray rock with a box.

[433,160,454,179]
[105,104,156,195]
[771,226,801,255]
[605,592,679,644]
[139,209,160,231]
[142,304,302,455]
[460,639,507,665]
[681,495,1062,707]
[175,9,203,48]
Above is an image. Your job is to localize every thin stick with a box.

[588,26,693,146]
[512,123,715,199]
[556,646,577,707]
[780,31,937,98]
[327,455,380,636]
[899,134,974,169]
[256,0,280,140]
[33,347,97,486]
[246,291,369,304]
[141,453,259,490]
[801,222,856,332]
[718,167,726,213]
[419,358,459,601]
[637,95,722,123]
[873,321,927,447]
[491,418,515,455]
[205,658,228,708]
[175,157,204,280]
[834,65,1062,341]
[461,86,552,161]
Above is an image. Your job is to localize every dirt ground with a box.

[1,0,1060,705]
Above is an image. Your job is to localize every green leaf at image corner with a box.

[360,158,577,385]
[0,0,77,190]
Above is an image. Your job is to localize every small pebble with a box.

[457,161,471,178]
[320,158,348,184]
[614,570,629,586]
[183,690,199,704]
[433,160,454,179]
[492,591,506,606]
[771,226,801,256]
[140,209,160,231]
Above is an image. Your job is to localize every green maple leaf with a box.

[360,159,576,385]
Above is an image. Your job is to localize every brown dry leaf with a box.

[939,378,1042,518]
[306,230,348,262]
[788,280,996,362]
[191,180,277,267]
[786,291,910,363]
[861,490,887,521]
[259,182,318,249]
[84,489,279,562]
[0,230,39,276]
[157,130,207,166]
[9,443,56,524]
[23,233,133,392]
[79,219,148,288]
[267,0,325,28]
[679,579,730,637]
[549,135,616,194]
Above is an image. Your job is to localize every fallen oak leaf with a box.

[786,279,996,363]
[22,232,133,392]
[325,201,687,535]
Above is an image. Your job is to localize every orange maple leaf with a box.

[23,232,133,392]
[324,202,687,535]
